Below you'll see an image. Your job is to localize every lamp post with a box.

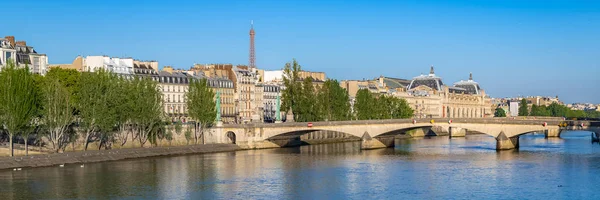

[275,95,282,123]
[215,90,223,127]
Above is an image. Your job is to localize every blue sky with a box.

[4,0,599,103]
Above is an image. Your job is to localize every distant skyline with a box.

[4,0,599,103]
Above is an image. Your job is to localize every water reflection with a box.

[1,131,600,199]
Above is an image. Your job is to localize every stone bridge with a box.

[204,118,600,150]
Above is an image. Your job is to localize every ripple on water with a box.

[1,135,600,199]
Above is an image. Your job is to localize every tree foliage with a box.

[494,107,507,117]
[525,102,600,119]
[296,77,320,122]
[41,76,75,152]
[130,77,163,147]
[76,69,119,150]
[354,89,413,120]
[518,98,529,116]
[187,78,216,144]
[317,79,351,121]
[354,89,376,120]
[0,61,38,157]
[281,59,302,118]
[46,68,80,101]
[281,59,353,122]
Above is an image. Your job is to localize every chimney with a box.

[163,66,173,73]
[5,36,15,47]
[16,41,26,46]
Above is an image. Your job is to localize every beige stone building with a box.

[254,84,264,122]
[207,77,236,124]
[49,56,85,71]
[158,67,191,122]
[233,65,260,123]
[298,71,326,82]
[192,64,264,124]
[525,96,562,107]
[341,66,493,118]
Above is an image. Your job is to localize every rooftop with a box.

[407,66,444,91]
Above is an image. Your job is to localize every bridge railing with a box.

[218,117,598,128]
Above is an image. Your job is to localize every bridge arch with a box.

[373,126,437,138]
[264,129,360,147]
[226,131,236,144]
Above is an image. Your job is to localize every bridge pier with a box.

[430,126,449,136]
[406,128,428,137]
[449,127,466,138]
[545,129,562,138]
[361,132,387,150]
[496,132,519,150]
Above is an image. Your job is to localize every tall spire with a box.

[429,65,434,75]
[469,72,473,81]
[249,20,256,68]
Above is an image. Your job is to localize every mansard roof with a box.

[453,73,481,95]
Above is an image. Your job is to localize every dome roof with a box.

[407,66,444,91]
[453,73,481,95]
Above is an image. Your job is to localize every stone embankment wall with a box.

[0,144,240,170]
[50,124,201,152]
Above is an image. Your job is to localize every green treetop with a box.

[518,98,529,116]
[186,78,216,144]
[494,107,507,117]
[0,61,39,157]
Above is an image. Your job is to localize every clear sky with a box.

[4,0,599,103]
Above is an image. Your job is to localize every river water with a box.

[1,131,600,199]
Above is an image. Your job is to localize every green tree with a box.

[354,89,375,120]
[174,121,183,136]
[518,98,529,116]
[41,77,76,152]
[388,96,413,119]
[21,119,40,156]
[366,94,413,120]
[281,59,302,120]
[494,107,507,117]
[548,102,568,117]
[530,104,539,116]
[0,61,38,157]
[538,105,551,116]
[130,77,163,147]
[46,68,81,100]
[24,74,44,155]
[187,78,216,144]
[76,70,119,150]
[567,109,586,118]
[184,125,193,145]
[317,79,351,121]
[530,104,551,116]
[375,95,392,119]
[296,77,320,122]
[114,77,134,147]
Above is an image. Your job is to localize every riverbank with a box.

[0,143,241,170]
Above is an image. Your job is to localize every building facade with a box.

[254,84,264,122]
[341,66,493,118]
[233,66,259,123]
[83,56,134,75]
[0,36,48,75]
[158,67,192,122]
[263,84,281,122]
[208,77,236,124]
